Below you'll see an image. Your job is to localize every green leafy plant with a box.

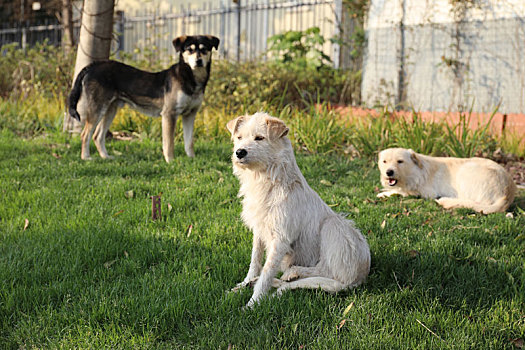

[267,27,332,69]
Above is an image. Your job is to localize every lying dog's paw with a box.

[280,268,300,282]
[435,197,457,209]
[377,191,393,198]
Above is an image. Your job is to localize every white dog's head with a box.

[226,112,290,171]
[378,148,423,189]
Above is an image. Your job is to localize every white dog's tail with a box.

[436,195,512,214]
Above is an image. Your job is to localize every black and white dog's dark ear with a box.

[409,149,423,168]
[206,35,220,50]
[173,36,188,52]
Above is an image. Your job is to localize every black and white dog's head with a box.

[173,35,220,69]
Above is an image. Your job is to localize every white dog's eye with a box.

[254,136,265,141]
[383,160,386,163]
[397,160,404,164]
[237,136,242,140]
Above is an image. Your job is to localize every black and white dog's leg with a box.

[93,101,119,159]
[182,108,198,158]
[161,113,178,163]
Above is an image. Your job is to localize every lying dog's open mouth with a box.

[387,177,398,186]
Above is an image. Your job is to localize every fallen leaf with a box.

[515,234,525,241]
[336,319,347,330]
[292,323,298,333]
[511,338,524,348]
[52,153,61,159]
[380,220,386,229]
[23,219,29,231]
[186,224,193,237]
[104,259,117,269]
[124,190,134,198]
[123,251,129,258]
[320,179,333,186]
[407,250,420,258]
[113,210,124,217]
[342,301,354,317]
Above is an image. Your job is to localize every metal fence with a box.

[0,0,345,66]
[0,19,65,50]
[118,0,339,64]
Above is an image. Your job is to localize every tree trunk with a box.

[63,0,115,133]
[61,0,75,54]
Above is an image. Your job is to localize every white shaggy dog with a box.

[377,148,517,214]
[227,112,370,308]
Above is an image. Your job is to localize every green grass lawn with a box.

[0,129,523,349]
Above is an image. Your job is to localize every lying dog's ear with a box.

[226,116,244,136]
[173,36,188,52]
[409,149,423,168]
[206,35,220,50]
[266,117,289,140]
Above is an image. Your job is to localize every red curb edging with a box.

[322,105,525,140]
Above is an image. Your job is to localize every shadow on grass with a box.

[367,245,521,311]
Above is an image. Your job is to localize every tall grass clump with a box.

[443,109,498,158]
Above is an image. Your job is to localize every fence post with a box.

[396,0,406,109]
[236,0,241,62]
[115,10,124,59]
[333,0,342,69]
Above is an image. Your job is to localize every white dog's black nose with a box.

[386,169,394,177]
[236,149,247,159]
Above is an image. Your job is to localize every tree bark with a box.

[63,0,115,133]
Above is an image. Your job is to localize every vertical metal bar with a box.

[333,0,342,69]
[236,0,241,62]
[262,0,269,59]
[220,1,225,58]
[396,0,406,108]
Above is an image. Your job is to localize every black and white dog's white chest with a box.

[174,89,204,116]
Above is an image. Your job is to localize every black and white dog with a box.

[68,35,219,162]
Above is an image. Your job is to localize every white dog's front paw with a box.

[245,298,257,309]
[229,282,247,293]
[230,277,259,293]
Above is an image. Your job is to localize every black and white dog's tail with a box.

[68,64,92,122]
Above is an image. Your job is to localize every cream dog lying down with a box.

[377,148,516,214]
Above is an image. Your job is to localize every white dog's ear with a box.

[226,116,244,136]
[266,117,289,140]
[409,149,423,168]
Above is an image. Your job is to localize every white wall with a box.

[362,0,525,113]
